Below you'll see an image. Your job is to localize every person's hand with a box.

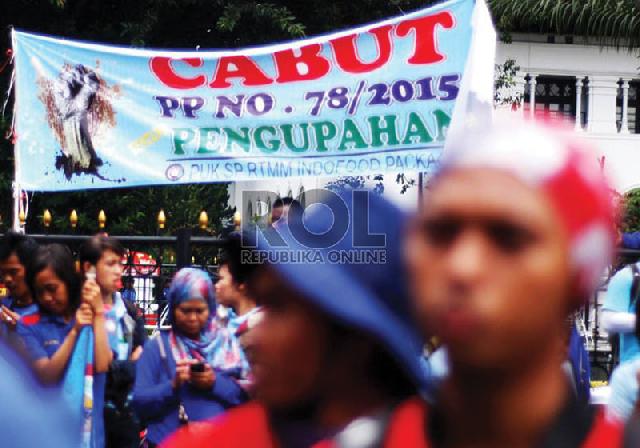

[130,346,143,362]
[82,279,104,315]
[0,306,19,330]
[173,359,191,390]
[190,364,216,390]
[74,303,94,331]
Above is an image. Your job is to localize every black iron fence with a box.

[5,230,640,378]
[13,231,227,330]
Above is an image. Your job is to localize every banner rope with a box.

[2,48,16,128]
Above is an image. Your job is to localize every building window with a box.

[523,76,580,125]
[617,80,640,134]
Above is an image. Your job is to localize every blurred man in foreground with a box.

[407,121,630,446]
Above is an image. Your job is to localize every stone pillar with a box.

[575,78,583,131]
[586,75,619,134]
[621,79,630,134]
[514,71,527,114]
[529,74,537,118]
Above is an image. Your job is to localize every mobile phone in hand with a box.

[190,362,206,373]
[86,266,96,281]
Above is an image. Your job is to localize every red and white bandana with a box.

[440,119,616,299]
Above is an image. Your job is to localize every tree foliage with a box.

[623,189,640,232]
[489,0,640,48]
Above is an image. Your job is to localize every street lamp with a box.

[199,210,208,230]
[43,209,52,229]
[70,209,78,229]
[157,209,166,230]
[233,210,241,231]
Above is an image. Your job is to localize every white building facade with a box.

[229,35,640,215]
[498,34,640,194]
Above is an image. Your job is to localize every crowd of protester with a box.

[3,119,640,446]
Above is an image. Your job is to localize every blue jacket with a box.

[623,232,640,249]
[568,324,591,402]
[132,331,247,444]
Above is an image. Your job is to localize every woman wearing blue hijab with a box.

[132,268,247,447]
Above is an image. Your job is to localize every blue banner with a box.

[12,0,481,191]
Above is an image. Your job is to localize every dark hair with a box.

[221,233,256,286]
[273,197,298,208]
[0,231,38,267]
[27,244,81,313]
[79,234,125,268]
[217,253,230,269]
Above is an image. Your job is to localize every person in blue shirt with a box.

[121,277,137,304]
[80,235,148,448]
[215,250,258,335]
[608,281,640,422]
[603,264,640,363]
[17,243,113,447]
[0,231,39,344]
[132,268,247,447]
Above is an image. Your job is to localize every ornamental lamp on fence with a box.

[43,209,52,228]
[199,210,209,230]
[70,210,78,229]
[158,209,166,230]
[19,209,26,228]
[98,210,106,229]
[233,211,241,231]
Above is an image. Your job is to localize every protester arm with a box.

[132,337,179,421]
[92,314,113,373]
[602,310,637,334]
[31,327,80,385]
